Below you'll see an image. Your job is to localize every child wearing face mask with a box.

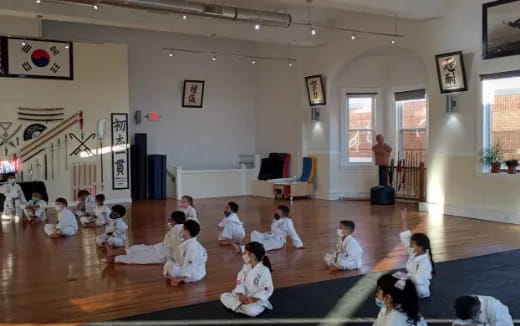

[79,194,111,227]
[180,195,199,223]
[220,242,274,317]
[1,174,26,221]
[218,201,245,253]
[373,272,427,326]
[166,219,208,285]
[453,295,513,326]
[75,189,96,218]
[95,205,128,248]
[400,208,435,298]
[44,198,78,238]
[250,205,303,252]
[324,220,363,270]
[23,192,47,223]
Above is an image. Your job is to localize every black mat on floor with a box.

[113,250,520,325]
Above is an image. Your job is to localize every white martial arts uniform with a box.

[44,208,78,237]
[114,224,184,272]
[373,306,427,326]
[23,199,47,222]
[183,205,199,223]
[96,217,128,248]
[220,262,274,317]
[400,230,432,298]
[75,195,96,217]
[218,213,245,243]
[452,295,513,326]
[324,234,363,270]
[80,204,111,226]
[1,182,26,221]
[165,237,207,283]
[251,217,303,251]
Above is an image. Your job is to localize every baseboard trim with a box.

[315,192,370,200]
[419,202,520,225]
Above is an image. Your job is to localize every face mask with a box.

[336,228,344,237]
[224,210,231,217]
[32,197,40,202]
[55,204,64,212]
[8,179,15,185]
[375,297,385,309]
[273,213,280,220]
[409,247,417,255]
[242,254,251,264]
[109,212,119,219]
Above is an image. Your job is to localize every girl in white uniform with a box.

[250,205,303,252]
[166,220,208,285]
[324,220,363,270]
[96,205,128,248]
[399,208,435,298]
[107,211,185,275]
[181,195,198,223]
[373,272,427,326]
[23,192,47,223]
[80,194,111,227]
[218,201,245,252]
[75,189,96,218]
[44,198,78,238]
[220,242,274,317]
[1,175,26,221]
[453,295,513,326]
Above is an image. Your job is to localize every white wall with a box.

[44,22,257,170]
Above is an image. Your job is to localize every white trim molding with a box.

[419,201,520,225]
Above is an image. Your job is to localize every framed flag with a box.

[111,113,130,190]
[434,51,468,94]
[305,74,326,106]
[6,37,73,80]
[182,80,205,108]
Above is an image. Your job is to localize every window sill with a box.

[341,164,378,170]
[477,171,520,177]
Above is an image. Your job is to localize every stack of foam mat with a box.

[257,153,291,180]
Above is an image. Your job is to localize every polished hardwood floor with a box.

[2,197,520,324]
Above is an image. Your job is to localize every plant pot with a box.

[507,165,517,174]
[491,163,501,173]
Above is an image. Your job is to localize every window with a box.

[345,94,376,164]
[482,73,520,168]
[396,90,427,163]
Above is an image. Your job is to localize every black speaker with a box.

[370,185,395,205]
[132,133,147,200]
[148,154,166,200]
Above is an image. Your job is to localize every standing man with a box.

[372,134,392,186]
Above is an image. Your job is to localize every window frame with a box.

[395,93,428,162]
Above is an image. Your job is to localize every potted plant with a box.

[480,143,503,173]
[506,159,518,174]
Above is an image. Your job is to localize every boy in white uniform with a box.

[44,197,78,238]
[166,219,208,285]
[250,205,303,252]
[96,205,128,248]
[75,189,96,218]
[1,174,26,221]
[218,201,245,252]
[220,242,274,317]
[453,295,513,326]
[80,194,111,227]
[324,220,363,270]
[181,195,198,223]
[23,192,47,223]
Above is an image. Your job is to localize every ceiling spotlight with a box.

[254,24,260,30]
[93,4,98,10]
[211,54,217,61]
[391,39,396,45]
[21,41,26,46]
[169,52,174,57]
[182,15,187,20]
[65,44,70,49]
[35,0,41,3]
[310,27,317,36]
[351,33,356,40]
[288,61,293,67]
[251,60,256,65]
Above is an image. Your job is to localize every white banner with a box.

[7,38,72,79]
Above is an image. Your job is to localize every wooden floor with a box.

[2,197,520,324]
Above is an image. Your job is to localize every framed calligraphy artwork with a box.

[111,113,129,190]
[305,74,326,106]
[483,0,520,59]
[182,80,205,108]
[434,51,468,94]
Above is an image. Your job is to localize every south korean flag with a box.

[7,38,72,79]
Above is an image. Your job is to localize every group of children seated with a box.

[1,175,513,325]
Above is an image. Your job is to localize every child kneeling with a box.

[96,205,128,248]
[324,220,363,270]
[220,242,274,317]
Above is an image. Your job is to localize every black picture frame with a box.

[0,37,7,77]
[483,0,520,59]
[305,74,326,106]
[0,36,74,80]
[111,113,130,190]
[182,80,205,108]
[435,51,468,94]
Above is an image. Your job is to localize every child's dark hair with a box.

[95,194,106,202]
[340,220,355,232]
[184,219,200,237]
[277,205,290,217]
[245,242,272,272]
[377,273,422,325]
[55,197,68,206]
[77,189,90,198]
[182,195,194,206]
[454,296,480,320]
[112,205,126,217]
[410,233,436,274]
[170,210,186,225]
[227,201,239,213]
